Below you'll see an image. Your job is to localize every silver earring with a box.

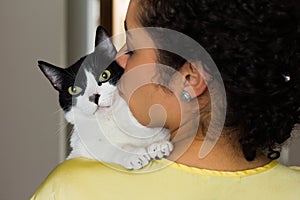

[282,74,291,82]
[181,91,191,102]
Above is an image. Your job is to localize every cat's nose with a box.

[89,94,101,105]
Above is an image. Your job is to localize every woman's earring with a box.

[181,91,192,102]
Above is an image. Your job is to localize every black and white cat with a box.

[38,26,173,170]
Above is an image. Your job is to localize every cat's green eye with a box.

[68,86,82,96]
[99,70,111,83]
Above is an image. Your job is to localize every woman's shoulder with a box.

[47,157,118,180]
[262,162,300,188]
[276,163,300,176]
[55,157,106,171]
[30,158,118,200]
[31,159,300,200]
[55,158,300,179]
[288,165,300,171]
[283,164,300,180]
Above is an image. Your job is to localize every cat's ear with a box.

[94,26,117,62]
[38,60,64,91]
[95,26,111,48]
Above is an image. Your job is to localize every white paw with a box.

[124,153,151,170]
[148,141,173,160]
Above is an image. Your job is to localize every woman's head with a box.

[118,0,300,161]
[117,0,210,136]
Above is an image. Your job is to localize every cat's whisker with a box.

[51,108,64,116]
[57,121,69,127]
[54,122,70,137]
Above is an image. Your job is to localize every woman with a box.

[31,0,300,199]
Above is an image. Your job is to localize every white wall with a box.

[0,0,66,199]
[112,0,130,50]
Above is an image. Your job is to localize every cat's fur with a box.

[38,26,173,169]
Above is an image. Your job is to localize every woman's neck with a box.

[171,134,271,171]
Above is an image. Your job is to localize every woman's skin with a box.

[116,0,270,171]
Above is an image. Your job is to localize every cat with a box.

[38,26,173,170]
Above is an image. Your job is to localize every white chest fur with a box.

[66,91,173,170]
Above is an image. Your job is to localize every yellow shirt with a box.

[31,158,300,200]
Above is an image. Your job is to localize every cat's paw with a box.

[148,141,173,160]
[124,154,151,170]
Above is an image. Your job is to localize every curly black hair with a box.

[137,0,300,161]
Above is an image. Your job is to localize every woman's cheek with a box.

[128,85,153,126]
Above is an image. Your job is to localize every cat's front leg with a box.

[148,141,173,160]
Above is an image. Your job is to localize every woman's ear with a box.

[180,61,208,99]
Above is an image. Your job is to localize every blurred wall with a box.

[67,0,100,65]
[0,0,100,199]
[112,0,130,50]
[287,137,300,166]
[0,0,66,199]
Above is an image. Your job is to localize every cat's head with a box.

[38,26,124,122]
